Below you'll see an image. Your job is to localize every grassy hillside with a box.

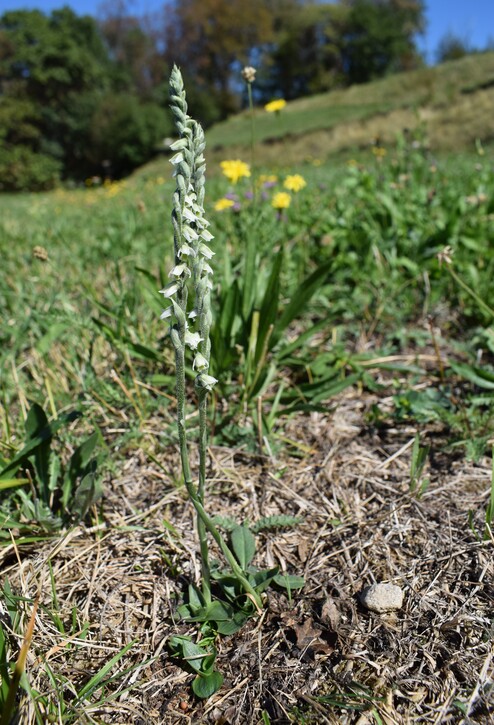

[133,53,494,181]
[196,52,494,168]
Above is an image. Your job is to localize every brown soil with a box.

[1,391,493,724]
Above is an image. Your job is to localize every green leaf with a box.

[168,636,214,676]
[255,250,283,366]
[68,431,101,482]
[71,470,103,520]
[242,230,257,322]
[450,362,494,390]
[273,574,305,591]
[74,640,136,703]
[0,407,80,480]
[0,479,29,492]
[192,671,223,699]
[272,258,333,348]
[248,567,279,593]
[230,525,256,570]
[250,515,302,533]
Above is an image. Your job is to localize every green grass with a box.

[204,52,494,162]
[1,76,494,718]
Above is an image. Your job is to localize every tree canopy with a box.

[0,0,429,190]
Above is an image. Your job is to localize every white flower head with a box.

[198,243,214,259]
[201,229,214,242]
[169,262,190,278]
[193,352,209,371]
[178,242,194,258]
[195,373,218,391]
[159,281,179,298]
[182,225,199,243]
[184,330,203,350]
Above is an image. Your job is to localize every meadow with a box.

[0,62,493,723]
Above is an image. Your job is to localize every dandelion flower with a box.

[283,174,306,192]
[214,198,236,211]
[264,99,286,113]
[220,160,251,184]
[271,192,291,209]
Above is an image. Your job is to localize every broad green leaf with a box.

[273,574,305,590]
[450,362,494,390]
[248,567,279,593]
[192,671,223,699]
[68,431,101,482]
[255,250,283,366]
[71,471,103,520]
[230,525,256,570]
[272,258,333,348]
[0,407,80,480]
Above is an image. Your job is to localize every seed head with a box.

[241,66,256,84]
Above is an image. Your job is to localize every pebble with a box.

[359,583,404,613]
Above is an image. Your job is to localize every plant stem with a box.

[197,389,211,604]
[182,477,262,610]
[247,82,256,196]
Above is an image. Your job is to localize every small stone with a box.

[359,583,404,613]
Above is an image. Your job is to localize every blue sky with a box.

[1,0,493,65]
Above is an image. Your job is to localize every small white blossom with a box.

[183,207,198,223]
[178,243,194,257]
[159,281,179,298]
[198,243,214,259]
[193,352,209,371]
[196,373,218,391]
[169,137,188,151]
[169,152,184,165]
[184,330,203,350]
[201,229,214,242]
[182,225,199,243]
[169,263,190,278]
[160,307,173,319]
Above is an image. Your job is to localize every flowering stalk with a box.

[162,66,262,610]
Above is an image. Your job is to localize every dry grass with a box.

[2,381,493,724]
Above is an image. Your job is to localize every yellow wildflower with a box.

[283,174,306,192]
[271,192,291,209]
[220,159,251,184]
[265,99,286,113]
[372,146,387,158]
[214,198,235,211]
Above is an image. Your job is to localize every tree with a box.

[262,1,347,101]
[0,7,171,188]
[435,32,473,64]
[161,0,275,122]
[340,0,425,84]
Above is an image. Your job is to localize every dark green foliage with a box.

[341,0,425,84]
[0,146,62,192]
[89,93,171,177]
[172,520,304,697]
[0,403,104,536]
[0,8,171,187]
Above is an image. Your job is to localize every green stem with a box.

[447,265,494,319]
[197,389,211,604]
[175,328,212,605]
[183,478,263,610]
[247,82,256,198]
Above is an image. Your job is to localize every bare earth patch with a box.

[2,391,493,724]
